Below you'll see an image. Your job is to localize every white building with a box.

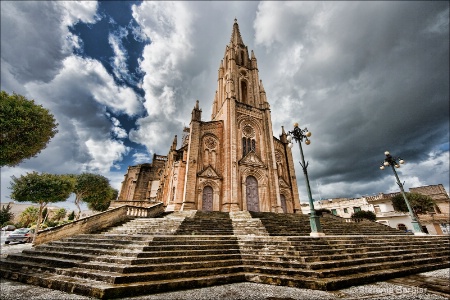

[301,184,449,235]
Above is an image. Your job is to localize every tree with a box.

[18,206,39,228]
[0,91,58,167]
[71,173,113,219]
[67,211,75,221]
[10,172,73,242]
[391,192,435,215]
[0,203,14,225]
[351,210,377,222]
[86,187,117,212]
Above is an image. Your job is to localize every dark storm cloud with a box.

[254,2,449,198]
[1,1,448,204]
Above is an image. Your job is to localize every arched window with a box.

[241,81,248,103]
[240,50,245,65]
[242,137,256,156]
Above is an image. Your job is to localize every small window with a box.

[353,207,361,213]
[343,208,348,213]
[331,209,337,215]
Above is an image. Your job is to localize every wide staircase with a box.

[1,211,448,299]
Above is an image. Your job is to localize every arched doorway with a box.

[397,223,407,231]
[280,194,287,213]
[202,186,213,211]
[246,176,259,212]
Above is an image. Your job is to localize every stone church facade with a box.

[118,20,301,214]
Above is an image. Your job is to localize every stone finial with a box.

[191,100,202,121]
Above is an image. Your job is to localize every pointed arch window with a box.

[241,80,248,103]
[242,125,256,156]
[242,137,256,156]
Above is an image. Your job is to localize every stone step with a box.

[0,264,246,299]
[83,254,243,271]
[244,261,447,291]
[61,263,243,284]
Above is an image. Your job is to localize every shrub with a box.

[351,210,377,222]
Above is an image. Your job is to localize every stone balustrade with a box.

[34,202,164,245]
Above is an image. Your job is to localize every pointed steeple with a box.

[230,18,244,46]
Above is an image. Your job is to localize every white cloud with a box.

[132,2,195,117]
[83,139,130,173]
[45,56,142,116]
[133,152,152,165]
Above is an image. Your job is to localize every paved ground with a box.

[1,242,449,300]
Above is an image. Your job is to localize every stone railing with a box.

[34,202,164,246]
[109,200,159,208]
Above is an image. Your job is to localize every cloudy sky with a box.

[1,1,449,211]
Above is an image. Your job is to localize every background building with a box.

[302,184,449,235]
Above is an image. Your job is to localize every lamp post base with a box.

[310,231,326,237]
[309,215,324,237]
[411,220,426,235]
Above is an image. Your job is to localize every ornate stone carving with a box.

[204,137,217,149]
[242,124,255,138]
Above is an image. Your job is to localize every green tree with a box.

[71,173,113,219]
[18,206,39,228]
[10,172,73,242]
[67,210,75,221]
[391,192,435,215]
[86,187,117,212]
[351,210,377,222]
[0,91,58,167]
[0,203,14,225]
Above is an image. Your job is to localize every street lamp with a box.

[380,151,426,235]
[287,122,325,237]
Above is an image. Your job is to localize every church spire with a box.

[230,18,244,46]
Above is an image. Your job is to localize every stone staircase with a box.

[1,211,448,299]
[249,212,411,235]
[104,210,194,235]
[239,235,449,290]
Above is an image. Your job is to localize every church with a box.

[118,20,302,214]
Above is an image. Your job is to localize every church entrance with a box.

[202,186,213,211]
[280,194,287,213]
[246,176,260,212]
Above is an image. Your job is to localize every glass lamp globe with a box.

[380,166,385,170]
[288,143,294,148]
[384,161,389,166]
[306,131,312,137]
[286,135,292,142]
[395,164,400,168]
[384,151,390,156]
[399,160,405,164]
[294,122,299,127]
[305,139,311,145]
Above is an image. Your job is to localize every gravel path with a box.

[1,243,448,300]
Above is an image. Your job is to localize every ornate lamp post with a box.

[380,151,426,235]
[287,123,325,237]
